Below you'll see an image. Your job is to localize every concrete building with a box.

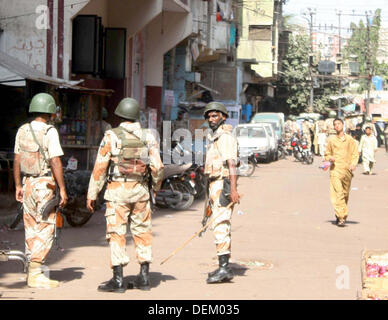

[236,0,287,116]
[161,0,241,129]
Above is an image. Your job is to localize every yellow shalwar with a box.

[324,134,359,220]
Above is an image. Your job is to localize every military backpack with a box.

[18,123,52,176]
[110,126,149,179]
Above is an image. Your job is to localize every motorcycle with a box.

[62,169,104,227]
[291,134,303,162]
[238,150,257,177]
[187,164,206,199]
[299,139,314,165]
[9,170,102,229]
[291,135,313,165]
[155,162,196,210]
[277,138,287,160]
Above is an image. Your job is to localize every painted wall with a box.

[108,0,163,38]
[0,0,48,74]
[237,0,274,78]
[0,0,89,80]
[145,11,192,87]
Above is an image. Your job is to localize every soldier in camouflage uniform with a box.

[324,111,337,138]
[314,118,326,157]
[13,93,68,289]
[284,116,294,149]
[86,98,164,293]
[202,102,240,284]
[302,120,312,150]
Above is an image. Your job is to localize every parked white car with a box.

[234,123,271,163]
[261,123,279,161]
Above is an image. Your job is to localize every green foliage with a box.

[279,34,338,114]
[344,9,382,92]
[280,34,311,114]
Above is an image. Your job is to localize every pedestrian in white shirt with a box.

[358,126,378,175]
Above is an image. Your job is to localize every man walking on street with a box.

[13,93,68,289]
[359,126,378,175]
[324,118,359,227]
[86,97,164,293]
[202,102,240,284]
[315,118,326,157]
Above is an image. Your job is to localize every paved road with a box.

[1,149,388,300]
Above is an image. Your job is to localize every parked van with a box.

[234,123,271,163]
[250,112,284,140]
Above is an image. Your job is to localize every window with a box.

[248,25,272,41]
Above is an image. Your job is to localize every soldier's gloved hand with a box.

[87,199,95,213]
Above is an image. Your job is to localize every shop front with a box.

[57,86,114,170]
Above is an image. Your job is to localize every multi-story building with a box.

[236,0,287,116]
[0,0,243,168]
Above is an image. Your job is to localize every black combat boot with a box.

[133,262,151,291]
[97,265,125,293]
[207,254,234,284]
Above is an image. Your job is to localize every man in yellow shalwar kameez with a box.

[324,118,359,227]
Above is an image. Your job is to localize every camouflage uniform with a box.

[345,118,355,134]
[315,120,326,157]
[204,124,238,256]
[14,121,64,264]
[87,122,164,268]
[302,121,312,149]
[292,121,300,136]
[324,118,336,137]
[284,120,293,147]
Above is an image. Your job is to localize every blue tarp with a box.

[342,104,356,112]
[372,76,384,91]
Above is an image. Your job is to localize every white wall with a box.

[0,0,90,79]
[108,0,163,38]
[145,11,192,87]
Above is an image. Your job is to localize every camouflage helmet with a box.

[328,111,337,118]
[114,98,140,121]
[203,101,228,118]
[29,93,56,114]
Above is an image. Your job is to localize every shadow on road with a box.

[326,220,360,225]
[124,272,177,289]
[230,263,249,277]
[50,267,85,283]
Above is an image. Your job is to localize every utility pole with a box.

[307,8,316,112]
[337,10,342,117]
[365,11,372,117]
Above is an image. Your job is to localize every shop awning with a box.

[342,104,356,112]
[0,50,82,87]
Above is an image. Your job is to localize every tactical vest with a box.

[204,132,232,179]
[18,123,52,176]
[109,126,149,180]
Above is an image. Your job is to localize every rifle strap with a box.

[28,123,51,169]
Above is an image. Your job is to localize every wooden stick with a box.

[160,202,235,265]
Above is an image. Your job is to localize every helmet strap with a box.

[211,117,225,132]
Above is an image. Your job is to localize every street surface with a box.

[1,149,388,300]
